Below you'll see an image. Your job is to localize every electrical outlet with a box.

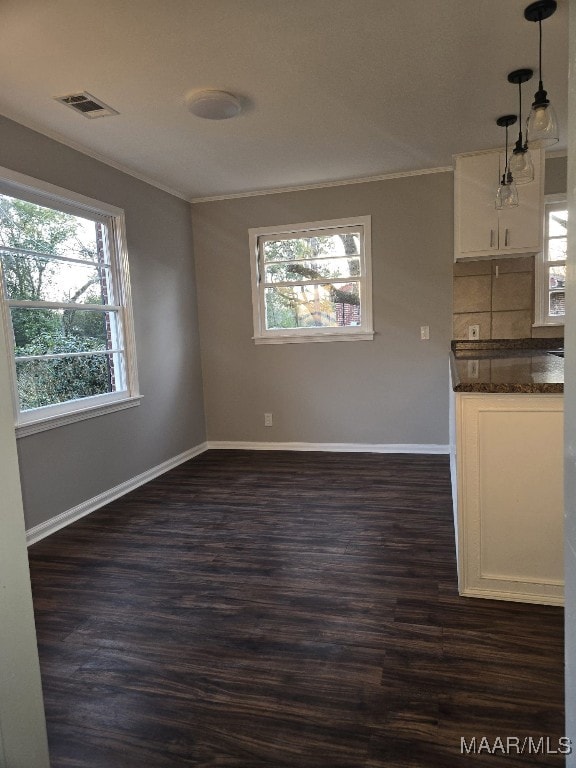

[264,413,273,427]
[468,324,480,341]
[420,325,430,340]
[467,360,479,378]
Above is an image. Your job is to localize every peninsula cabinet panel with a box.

[454,149,544,261]
[455,392,563,605]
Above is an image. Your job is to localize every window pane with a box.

[1,250,112,304]
[16,352,125,411]
[549,291,565,317]
[265,282,361,329]
[265,257,361,284]
[0,194,105,262]
[548,210,568,237]
[549,265,566,289]
[10,308,121,353]
[263,232,360,262]
[548,237,567,262]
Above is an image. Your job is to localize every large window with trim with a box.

[0,168,139,435]
[535,196,567,327]
[249,216,373,344]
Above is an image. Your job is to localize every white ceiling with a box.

[0,0,568,200]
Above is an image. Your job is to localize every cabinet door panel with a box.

[456,393,564,605]
[498,150,543,252]
[455,153,499,257]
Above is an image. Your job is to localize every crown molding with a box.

[190,165,454,204]
[2,107,565,206]
[0,108,190,201]
[454,146,567,161]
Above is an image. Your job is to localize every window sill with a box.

[253,331,374,345]
[532,322,565,328]
[16,396,142,438]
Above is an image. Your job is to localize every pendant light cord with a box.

[538,18,544,90]
[504,125,509,180]
[518,82,523,143]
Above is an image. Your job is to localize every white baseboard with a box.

[26,442,209,546]
[207,441,450,454]
[26,440,448,545]
[460,586,564,607]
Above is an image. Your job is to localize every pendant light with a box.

[524,0,559,148]
[495,115,519,210]
[507,69,534,185]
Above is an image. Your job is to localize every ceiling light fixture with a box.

[524,0,559,147]
[507,69,534,185]
[495,115,519,210]
[186,90,241,120]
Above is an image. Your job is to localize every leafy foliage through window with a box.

[0,174,138,429]
[249,217,373,343]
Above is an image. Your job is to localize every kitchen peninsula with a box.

[449,338,564,605]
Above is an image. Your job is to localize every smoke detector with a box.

[54,92,119,119]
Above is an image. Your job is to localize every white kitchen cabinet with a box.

[454,149,544,261]
[450,390,563,605]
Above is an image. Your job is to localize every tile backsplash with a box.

[453,256,564,340]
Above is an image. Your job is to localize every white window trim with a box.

[248,215,374,344]
[534,193,566,327]
[0,166,140,437]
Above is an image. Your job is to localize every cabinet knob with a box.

[490,229,495,248]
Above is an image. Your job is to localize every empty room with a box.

[0,1,574,766]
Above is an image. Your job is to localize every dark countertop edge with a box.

[449,351,564,394]
[452,337,564,352]
[454,382,563,394]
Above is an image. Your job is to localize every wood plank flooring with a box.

[28,450,565,767]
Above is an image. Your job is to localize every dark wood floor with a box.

[28,450,564,767]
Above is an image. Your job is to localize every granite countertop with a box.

[450,338,564,394]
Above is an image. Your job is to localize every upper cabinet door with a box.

[497,150,544,253]
[454,149,544,261]
[455,152,500,258]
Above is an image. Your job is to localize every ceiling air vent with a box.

[54,92,119,119]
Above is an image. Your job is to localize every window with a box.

[0,167,139,436]
[249,216,373,344]
[535,196,567,326]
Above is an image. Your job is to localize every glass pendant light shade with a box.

[504,175,519,207]
[509,144,534,184]
[495,115,519,210]
[524,0,559,148]
[526,98,559,147]
[495,175,519,210]
[507,69,535,184]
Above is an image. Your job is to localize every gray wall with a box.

[0,116,206,530]
[546,155,568,195]
[192,172,454,446]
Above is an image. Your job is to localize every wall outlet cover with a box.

[468,324,480,340]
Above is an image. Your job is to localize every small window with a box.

[249,216,373,344]
[0,168,139,435]
[535,197,567,327]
